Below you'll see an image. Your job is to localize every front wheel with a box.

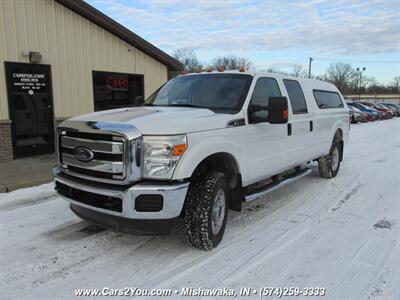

[184,171,229,250]
[318,139,341,178]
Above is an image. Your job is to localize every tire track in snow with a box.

[0,195,58,211]
[145,174,361,289]
[222,174,367,285]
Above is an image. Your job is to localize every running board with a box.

[244,168,312,202]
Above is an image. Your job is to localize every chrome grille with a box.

[59,131,127,182]
[56,120,142,185]
[61,136,124,154]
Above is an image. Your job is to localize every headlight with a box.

[141,135,187,179]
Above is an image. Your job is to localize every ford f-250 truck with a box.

[53,71,349,250]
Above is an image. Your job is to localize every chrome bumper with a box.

[52,167,189,220]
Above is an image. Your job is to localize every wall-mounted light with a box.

[21,51,42,63]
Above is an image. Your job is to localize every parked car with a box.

[53,71,350,250]
[348,105,364,123]
[355,106,370,122]
[379,103,400,117]
[376,104,396,118]
[360,102,385,120]
[361,102,393,119]
[354,105,374,122]
[347,102,378,121]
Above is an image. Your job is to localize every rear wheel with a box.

[318,138,341,178]
[184,171,228,250]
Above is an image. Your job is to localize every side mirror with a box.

[248,104,268,124]
[267,96,288,124]
[134,96,144,106]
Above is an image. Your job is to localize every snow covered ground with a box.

[0,119,399,300]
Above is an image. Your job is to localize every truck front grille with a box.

[58,131,127,183]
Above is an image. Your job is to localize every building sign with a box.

[11,72,47,93]
[106,76,128,91]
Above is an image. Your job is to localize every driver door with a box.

[244,77,291,185]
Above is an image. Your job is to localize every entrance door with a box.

[5,62,54,158]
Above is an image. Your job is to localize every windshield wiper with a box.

[163,104,204,108]
[143,103,209,109]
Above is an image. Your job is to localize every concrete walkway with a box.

[0,154,55,192]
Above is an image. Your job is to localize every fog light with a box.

[135,194,163,212]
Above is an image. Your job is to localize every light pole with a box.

[356,67,366,101]
[308,57,313,78]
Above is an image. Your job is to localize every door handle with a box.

[309,121,313,132]
[287,123,292,136]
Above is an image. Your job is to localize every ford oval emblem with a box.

[73,146,94,162]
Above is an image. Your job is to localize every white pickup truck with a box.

[53,71,349,250]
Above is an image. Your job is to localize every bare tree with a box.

[265,67,280,74]
[209,55,252,70]
[172,48,202,72]
[391,76,400,93]
[260,65,306,77]
[263,68,289,75]
[325,63,358,94]
[361,76,377,88]
[366,83,389,94]
[291,65,307,78]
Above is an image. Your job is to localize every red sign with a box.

[106,76,128,91]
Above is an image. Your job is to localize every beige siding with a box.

[0,0,168,120]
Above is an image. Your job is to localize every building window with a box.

[313,90,344,109]
[92,71,144,111]
[283,79,308,114]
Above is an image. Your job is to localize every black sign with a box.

[10,71,47,93]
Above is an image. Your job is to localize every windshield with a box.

[144,74,253,114]
[349,106,362,113]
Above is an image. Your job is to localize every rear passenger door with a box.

[282,79,315,165]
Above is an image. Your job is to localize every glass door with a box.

[5,62,54,158]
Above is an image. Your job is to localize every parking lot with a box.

[0,118,399,300]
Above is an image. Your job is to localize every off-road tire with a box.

[184,171,228,250]
[318,137,342,178]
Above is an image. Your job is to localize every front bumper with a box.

[53,166,189,222]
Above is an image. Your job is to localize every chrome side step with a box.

[244,168,312,202]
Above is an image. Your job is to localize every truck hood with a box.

[67,106,239,135]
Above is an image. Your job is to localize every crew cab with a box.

[53,71,349,250]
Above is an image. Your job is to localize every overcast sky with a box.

[88,0,399,84]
